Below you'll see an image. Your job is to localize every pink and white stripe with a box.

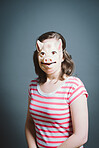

[28,76,88,148]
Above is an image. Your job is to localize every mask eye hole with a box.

[52,51,57,55]
[40,51,45,56]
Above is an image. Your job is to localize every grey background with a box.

[1,0,99,147]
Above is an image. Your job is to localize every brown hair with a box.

[33,31,74,84]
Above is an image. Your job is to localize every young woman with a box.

[25,31,88,148]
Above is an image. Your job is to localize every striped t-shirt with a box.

[28,76,88,148]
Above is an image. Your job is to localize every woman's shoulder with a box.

[67,76,81,81]
[66,76,84,86]
[29,78,38,86]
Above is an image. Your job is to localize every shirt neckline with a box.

[37,77,70,96]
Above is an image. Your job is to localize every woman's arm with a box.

[58,94,88,148]
[25,96,37,148]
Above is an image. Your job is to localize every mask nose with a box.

[44,57,52,63]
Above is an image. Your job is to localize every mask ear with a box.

[58,39,62,51]
[36,40,44,52]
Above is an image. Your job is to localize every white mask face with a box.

[36,38,64,75]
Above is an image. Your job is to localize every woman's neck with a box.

[46,73,67,83]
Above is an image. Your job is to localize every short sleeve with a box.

[28,79,38,98]
[68,77,88,105]
[28,83,31,98]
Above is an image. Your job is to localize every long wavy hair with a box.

[33,31,74,84]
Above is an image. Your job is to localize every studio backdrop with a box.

[1,0,99,147]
